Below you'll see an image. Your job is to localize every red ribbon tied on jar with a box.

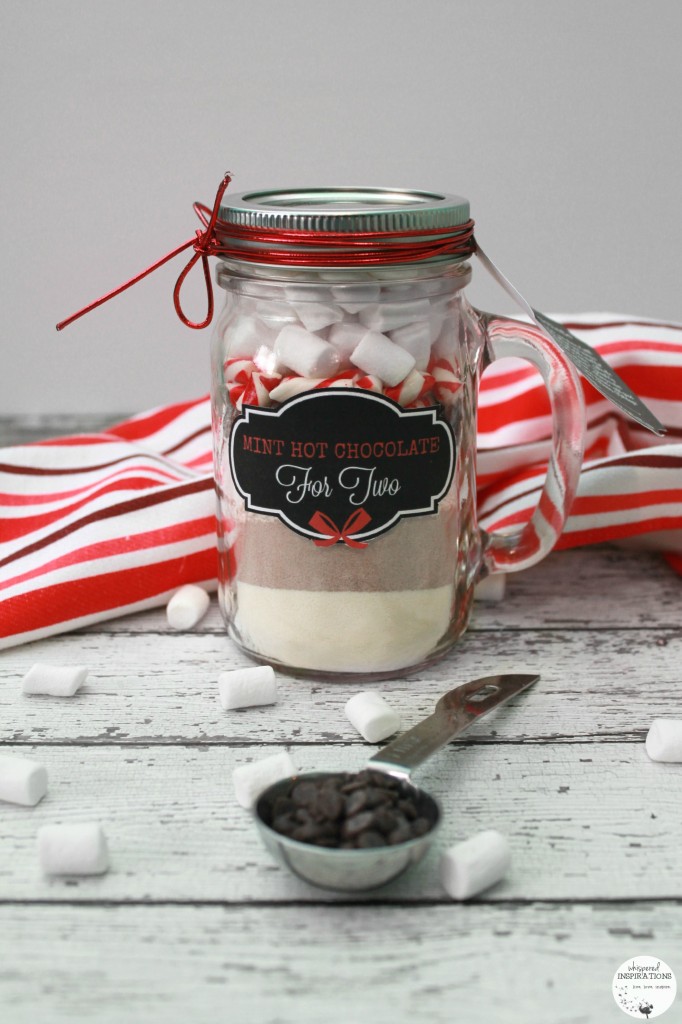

[309,509,371,549]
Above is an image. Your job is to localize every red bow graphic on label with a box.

[309,509,371,548]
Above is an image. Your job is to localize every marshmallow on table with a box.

[440,830,511,900]
[22,663,88,697]
[274,324,341,379]
[0,756,48,806]
[646,720,682,762]
[219,665,278,711]
[233,751,296,809]
[166,585,211,630]
[351,331,416,387]
[345,691,401,743]
[474,574,507,603]
[358,299,432,333]
[38,823,109,876]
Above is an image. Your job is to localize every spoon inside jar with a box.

[254,673,539,892]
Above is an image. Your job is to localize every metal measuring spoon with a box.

[254,673,538,891]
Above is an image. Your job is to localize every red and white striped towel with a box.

[1,314,680,650]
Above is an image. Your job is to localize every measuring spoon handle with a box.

[367,673,539,778]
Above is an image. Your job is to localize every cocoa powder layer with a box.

[233,502,460,592]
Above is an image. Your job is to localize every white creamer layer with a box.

[234,583,453,673]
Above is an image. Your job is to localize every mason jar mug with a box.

[210,188,585,678]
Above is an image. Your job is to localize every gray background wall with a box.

[1,0,680,417]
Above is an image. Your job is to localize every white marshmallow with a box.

[227,315,276,358]
[292,301,343,333]
[351,331,415,386]
[254,300,297,328]
[345,691,401,743]
[389,321,433,371]
[367,268,414,281]
[274,324,340,378]
[0,756,48,806]
[378,284,424,301]
[358,299,431,332]
[22,663,88,698]
[284,284,332,303]
[334,302,365,315]
[474,574,507,603]
[415,277,448,296]
[233,751,296,809]
[253,344,285,376]
[219,665,278,710]
[38,823,109,876]
[236,281,277,299]
[331,283,381,313]
[646,719,682,762]
[166,585,211,630]
[440,830,511,900]
[318,270,364,282]
[328,322,368,366]
[254,266,301,280]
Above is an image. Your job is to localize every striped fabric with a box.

[1,314,679,650]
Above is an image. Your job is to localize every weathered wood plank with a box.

[0,901,680,1024]
[0,743,679,903]
[1,627,679,744]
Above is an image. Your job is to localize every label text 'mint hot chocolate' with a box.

[241,436,442,459]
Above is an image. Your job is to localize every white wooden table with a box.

[1,417,681,1024]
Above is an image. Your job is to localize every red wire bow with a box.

[309,509,371,548]
[56,173,234,332]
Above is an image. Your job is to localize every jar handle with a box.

[476,312,585,574]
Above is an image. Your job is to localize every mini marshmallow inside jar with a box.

[210,188,584,678]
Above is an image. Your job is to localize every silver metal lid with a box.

[218,187,470,234]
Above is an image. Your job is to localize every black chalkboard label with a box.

[229,389,455,546]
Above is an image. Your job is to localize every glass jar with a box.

[210,188,585,679]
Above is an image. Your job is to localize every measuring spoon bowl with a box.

[255,771,441,891]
